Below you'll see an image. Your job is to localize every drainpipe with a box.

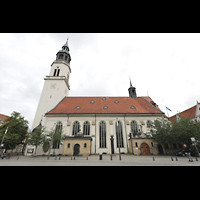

[124,114,129,153]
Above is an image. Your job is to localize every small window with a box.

[75,106,81,109]
[53,69,57,76]
[114,100,119,103]
[103,106,108,109]
[67,143,70,148]
[130,106,136,109]
[57,69,60,76]
[84,143,87,148]
[135,142,138,147]
[90,100,95,103]
[102,97,106,100]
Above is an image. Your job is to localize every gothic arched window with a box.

[130,120,138,137]
[83,121,90,135]
[72,121,80,136]
[147,120,152,128]
[115,121,124,148]
[99,121,106,148]
[53,121,63,149]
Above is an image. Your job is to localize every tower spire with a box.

[129,76,133,87]
[128,77,137,98]
[55,38,71,64]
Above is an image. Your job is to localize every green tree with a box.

[47,125,65,155]
[0,111,29,152]
[151,117,173,145]
[171,117,200,149]
[27,126,47,156]
[152,116,200,154]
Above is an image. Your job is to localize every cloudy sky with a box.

[0,33,200,129]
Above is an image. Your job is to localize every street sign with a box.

[191,137,196,142]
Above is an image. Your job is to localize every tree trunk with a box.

[34,145,37,157]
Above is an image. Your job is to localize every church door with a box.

[73,144,80,156]
[140,143,150,155]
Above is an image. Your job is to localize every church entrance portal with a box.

[73,144,80,156]
[140,143,151,155]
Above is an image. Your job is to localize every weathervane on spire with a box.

[129,76,133,87]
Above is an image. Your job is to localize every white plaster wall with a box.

[29,113,163,156]
[31,61,70,131]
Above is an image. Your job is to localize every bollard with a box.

[196,157,198,161]
[71,157,72,160]
[110,154,112,160]
[176,157,178,161]
[153,157,155,161]
[74,157,75,160]
[55,155,57,160]
[171,157,173,161]
[99,154,102,160]
[59,157,61,160]
[86,157,88,160]
[17,157,19,160]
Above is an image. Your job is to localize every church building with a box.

[27,39,165,156]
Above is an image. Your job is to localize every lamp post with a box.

[191,137,200,157]
[0,127,8,157]
[129,132,134,154]
[116,118,121,160]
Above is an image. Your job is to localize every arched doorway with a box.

[140,143,151,155]
[73,144,80,156]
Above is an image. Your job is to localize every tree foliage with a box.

[27,126,47,155]
[0,111,29,150]
[47,127,65,149]
[152,116,200,150]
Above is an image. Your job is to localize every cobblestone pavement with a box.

[0,154,200,166]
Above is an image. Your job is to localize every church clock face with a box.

[50,83,57,89]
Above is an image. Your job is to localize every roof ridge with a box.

[45,96,66,115]
[142,97,164,114]
[170,104,196,119]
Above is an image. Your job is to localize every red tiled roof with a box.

[0,114,8,121]
[46,96,164,115]
[169,104,198,122]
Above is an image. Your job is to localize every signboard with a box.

[27,148,34,153]
[191,137,196,142]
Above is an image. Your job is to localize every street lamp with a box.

[191,137,200,157]
[0,127,8,157]
[129,132,134,154]
[116,118,121,160]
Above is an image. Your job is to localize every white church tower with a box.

[32,39,71,131]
